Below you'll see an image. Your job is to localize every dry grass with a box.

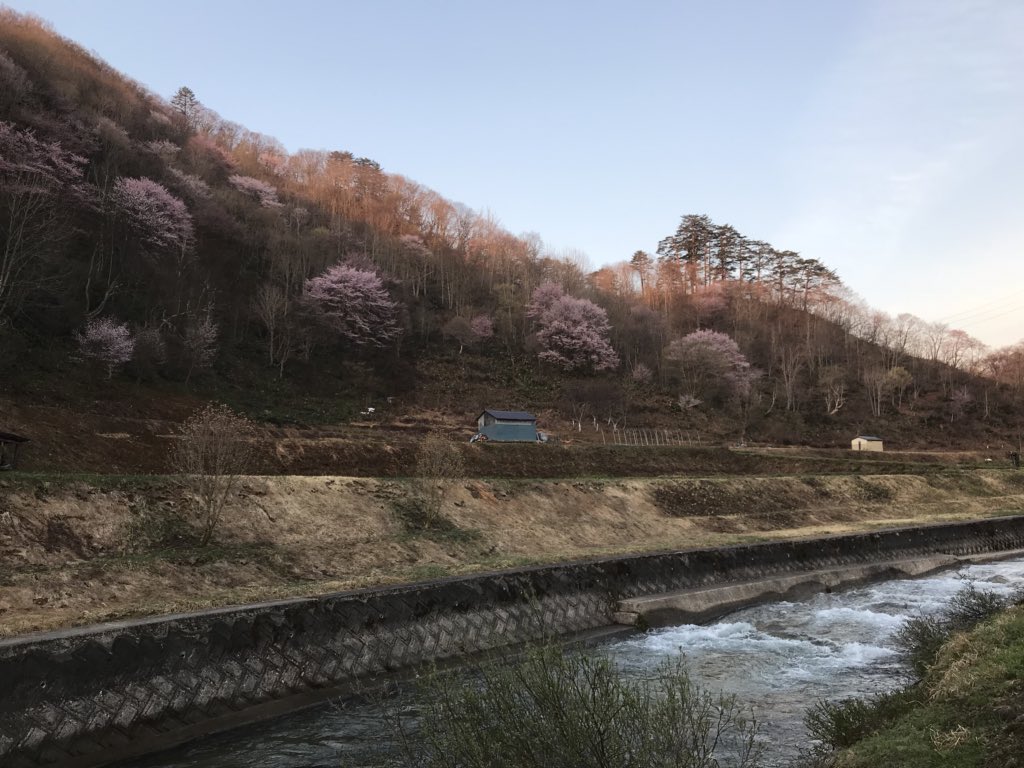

[0,471,1021,636]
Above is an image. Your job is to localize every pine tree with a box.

[170,86,200,128]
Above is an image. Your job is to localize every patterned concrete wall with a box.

[2,515,1024,768]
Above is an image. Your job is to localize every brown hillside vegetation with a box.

[1,8,1022,452]
[1,470,1022,636]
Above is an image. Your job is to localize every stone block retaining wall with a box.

[3,515,1024,767]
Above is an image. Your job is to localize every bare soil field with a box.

[1,470,1022,637]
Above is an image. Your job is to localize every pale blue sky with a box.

[6,0,1022,347]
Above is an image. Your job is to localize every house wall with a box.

[480,423,538,442]
[852,439,884,452]
[5,516,1024,768]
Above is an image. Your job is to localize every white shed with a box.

[851,435,883,452]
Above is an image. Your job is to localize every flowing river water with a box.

[124,556,1024,768]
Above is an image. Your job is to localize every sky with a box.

[6,0,1022,347]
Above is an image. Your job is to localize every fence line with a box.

[599,427,701,447]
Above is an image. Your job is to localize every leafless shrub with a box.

[171,404,256,545]
[414,432,465,525]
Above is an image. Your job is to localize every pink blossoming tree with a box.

[0,122,92,317]
[469,314,494,342]
[305,263,401,347]
[664,329,754,404]
[527,283,619,372]
[76,317,135,378]
[228,174,282,208]
[111,177,194,256]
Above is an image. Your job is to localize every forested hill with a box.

[1,9,1022,451]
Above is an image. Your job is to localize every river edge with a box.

[118,551,1024,768]
[3,516,1024,768]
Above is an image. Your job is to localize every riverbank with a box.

[4,517,1024,768]
[811,590,1024,767]
[1,469,1022,636]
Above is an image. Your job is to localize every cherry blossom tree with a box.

[631,362,653,385]
[528,283,619,372]
[469,314,494,342]
[526,281,566,318]
[76,317,135,378]
[111,177,194,257]
[228,174,282,208]
[664,330,753,403]
[167,167,211,199]
[305,263,402,347]
[0,122,92,318]
[145,139,179,159]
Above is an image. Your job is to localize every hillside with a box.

[1,8,1023,465]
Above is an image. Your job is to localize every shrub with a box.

[171,404,256,545]
[415,432,464,523]
[395,646,762,768]
[894,583,1010,677]
[804,688,918,753]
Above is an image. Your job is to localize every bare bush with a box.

[171,404,256,545]
[414,432,465,526]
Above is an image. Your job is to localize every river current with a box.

[125,556,1024,768]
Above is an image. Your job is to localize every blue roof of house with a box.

[481,409,537,422]
[855,435,883,441]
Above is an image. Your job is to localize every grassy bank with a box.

[807,596,1024,767]
[1,469,1022,637]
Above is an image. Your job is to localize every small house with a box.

[475,410,538,442]
[851,435,883,452]
[0,431,29,470]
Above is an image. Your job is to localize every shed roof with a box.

[480,409,537,422]
[0,431,29,444]
[854,435,883,441]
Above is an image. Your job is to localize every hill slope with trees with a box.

[1,9,1022,464]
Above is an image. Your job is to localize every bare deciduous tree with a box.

[253,281,290,366]
[172,404,256,545]
[415,432,465,524]
[183,316,218,383]
[819,365,847,416]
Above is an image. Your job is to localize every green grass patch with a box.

[806,591,1024,768]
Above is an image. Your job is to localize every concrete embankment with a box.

[614,551,1024,627]
[2,516,1024,768]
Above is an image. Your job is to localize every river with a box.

[123,556,1024,768]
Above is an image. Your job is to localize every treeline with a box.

[1,9,1021,439]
